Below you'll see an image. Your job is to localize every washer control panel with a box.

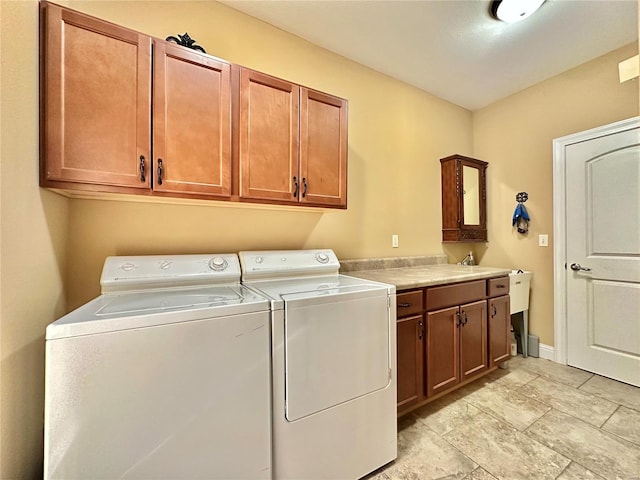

[101,254,240,293]
[239,249,340,281]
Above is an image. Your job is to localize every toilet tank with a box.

[509,270,532,314]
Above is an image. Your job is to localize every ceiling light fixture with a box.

[490,0,546,23]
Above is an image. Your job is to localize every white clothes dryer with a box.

[44,254,271,480]
[239,249,397,480]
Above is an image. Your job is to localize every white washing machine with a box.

[44,254,271,480]
[239,249,397,480]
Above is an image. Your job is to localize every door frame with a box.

[552,116,640,365]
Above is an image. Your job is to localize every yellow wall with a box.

[0,0,637,477]
[1,2,69,478]
[2,1,472,476]
[472,42,639,346]
[58,0,473,309]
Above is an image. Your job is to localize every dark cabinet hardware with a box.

[157,159,163,186]
[302,177,308,198]
[293,176,299,198]
[418,320,424,340]
[139,155,146,182]
[398,303,412,308]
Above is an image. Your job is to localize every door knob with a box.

[570,263,591,272]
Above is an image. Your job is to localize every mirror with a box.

[440,154,487,242]
[463,165,480,225]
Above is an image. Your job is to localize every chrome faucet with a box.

[460,251,475,266]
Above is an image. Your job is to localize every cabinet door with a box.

[440,155,488,242]
[459,300,488,381]
[238,68,299,203]
[153,42,231,197]
[426,306,459,397]
[488,295,511,366]
[299,88,348,208]
[42,3,151,189]
[396,315,425,411]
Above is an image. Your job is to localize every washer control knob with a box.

[209,257,228,271]
[121,262,136,272]
[160,260,172,270]
[255,256,263,264]
[316,252,330,264]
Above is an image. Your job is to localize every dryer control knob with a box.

[121,262,136,272]
[209,257,228,271]
[316,252,330,264]
[255,256,264,264]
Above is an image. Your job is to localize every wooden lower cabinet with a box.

[396,276,509,416]
[426,301,487,398]
[459,300,488,381]
[488,295,511,366]
[426,306,459,397]
[396,315,425,410]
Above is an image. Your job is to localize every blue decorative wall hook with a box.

[512,192,530,234]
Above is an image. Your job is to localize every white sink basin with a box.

[509,270,532,314]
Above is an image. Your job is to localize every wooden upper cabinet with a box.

[41,3,151,189]
[440,155,488,242]
[300,88,348,207]
[40,4,348,208]
[237,67,348,208]
[153,42,231,197]
[238,68,300,203]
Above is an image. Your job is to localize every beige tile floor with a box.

[365,356,640,480]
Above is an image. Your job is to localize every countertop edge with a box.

[344,265,511,291]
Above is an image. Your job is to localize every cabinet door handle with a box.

[157,159,163,186]
[492,304,497,318]
[398,303,412,308]
[418,320,424,340]
[302,177,308,198]
[292,176,299,198]
[139,155,146,182]
[496,284,506,289]
[456,311,461,327]
[460,311,468,326]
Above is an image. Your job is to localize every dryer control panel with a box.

[239,249,340,281]
[100,254,240,293]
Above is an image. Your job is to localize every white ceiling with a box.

[221,0,639,110]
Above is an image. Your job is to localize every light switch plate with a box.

[392,235,399,248]
[539,234,549,247]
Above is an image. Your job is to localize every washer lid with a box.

[46,285,268,340]
[244,274,394,310]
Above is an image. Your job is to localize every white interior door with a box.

[565,123,640,387]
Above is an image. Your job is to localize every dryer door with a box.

[283,287,391,421]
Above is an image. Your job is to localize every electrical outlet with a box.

[392,234,399,248]
[539,234,549,247]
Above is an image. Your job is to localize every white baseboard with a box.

[539,344,555,361]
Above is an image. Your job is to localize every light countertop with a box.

[342,262,510,291]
